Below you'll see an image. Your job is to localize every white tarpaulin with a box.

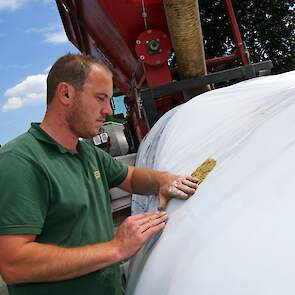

[127,70,295,295]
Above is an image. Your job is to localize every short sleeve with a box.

[96,149,128,188]
[0,152,49,235]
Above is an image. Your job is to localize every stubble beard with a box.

[67,110,102,140]
[65,104,85,139]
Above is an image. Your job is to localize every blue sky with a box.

[0,0,77,145]
[0,0,126,145]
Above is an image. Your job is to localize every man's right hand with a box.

[112,211,168,260]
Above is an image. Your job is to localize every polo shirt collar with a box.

[28,123,79,155]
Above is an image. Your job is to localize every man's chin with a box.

[78,123,104,139]
[79,130,99,140]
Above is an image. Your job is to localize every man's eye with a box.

[97,96,105,101]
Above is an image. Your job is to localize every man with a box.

[0,54,198,295]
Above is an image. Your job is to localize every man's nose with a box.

[103,101,113,116]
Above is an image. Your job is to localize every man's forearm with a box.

[1,238,121,284]
[130,167,165,195]
[0,211,169,285]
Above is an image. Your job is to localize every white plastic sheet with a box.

[128,71,295,295]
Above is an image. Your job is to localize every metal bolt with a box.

[136,40,141,45]
[156,60,161,64]
[140,55,145,60]
[147,30,152,34]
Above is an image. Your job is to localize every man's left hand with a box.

[158,174,199,210]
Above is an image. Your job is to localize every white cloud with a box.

[44,29,67,44]
[2,73,47,112]
[25,24,55,34]
[26,24,68,45]
[0,0,51,11]
[44,65,52,73]
[41,0,52,5]
[0,0,27,11]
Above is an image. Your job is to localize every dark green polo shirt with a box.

[0,123,128,295]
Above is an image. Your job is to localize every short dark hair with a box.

[46,53,112,104]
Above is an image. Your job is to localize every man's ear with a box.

[56,82,75,106]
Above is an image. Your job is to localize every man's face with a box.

[67,65,113,139]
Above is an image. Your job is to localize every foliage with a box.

[199,0,295,73]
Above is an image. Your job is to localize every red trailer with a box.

[56,0,272,141]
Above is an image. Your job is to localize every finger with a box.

[142,221,166,239]
[159,195,168,210]
[168,185,190,199]
[169,184,193,200]
[175,181,196,195]
[141,213,168,233]
[182,178,198,189]
[173,193,190,200]
[137,211,167,225]
[186,175,200,184]
[131,212,156,221]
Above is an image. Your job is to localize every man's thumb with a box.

[158,194,168,210]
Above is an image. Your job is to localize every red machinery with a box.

[56,0,272,143]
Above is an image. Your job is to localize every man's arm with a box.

[119,166,198,209]
[0,211,167,284]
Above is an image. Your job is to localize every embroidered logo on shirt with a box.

[94,170,101,180]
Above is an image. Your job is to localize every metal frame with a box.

[140,61,273,127]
